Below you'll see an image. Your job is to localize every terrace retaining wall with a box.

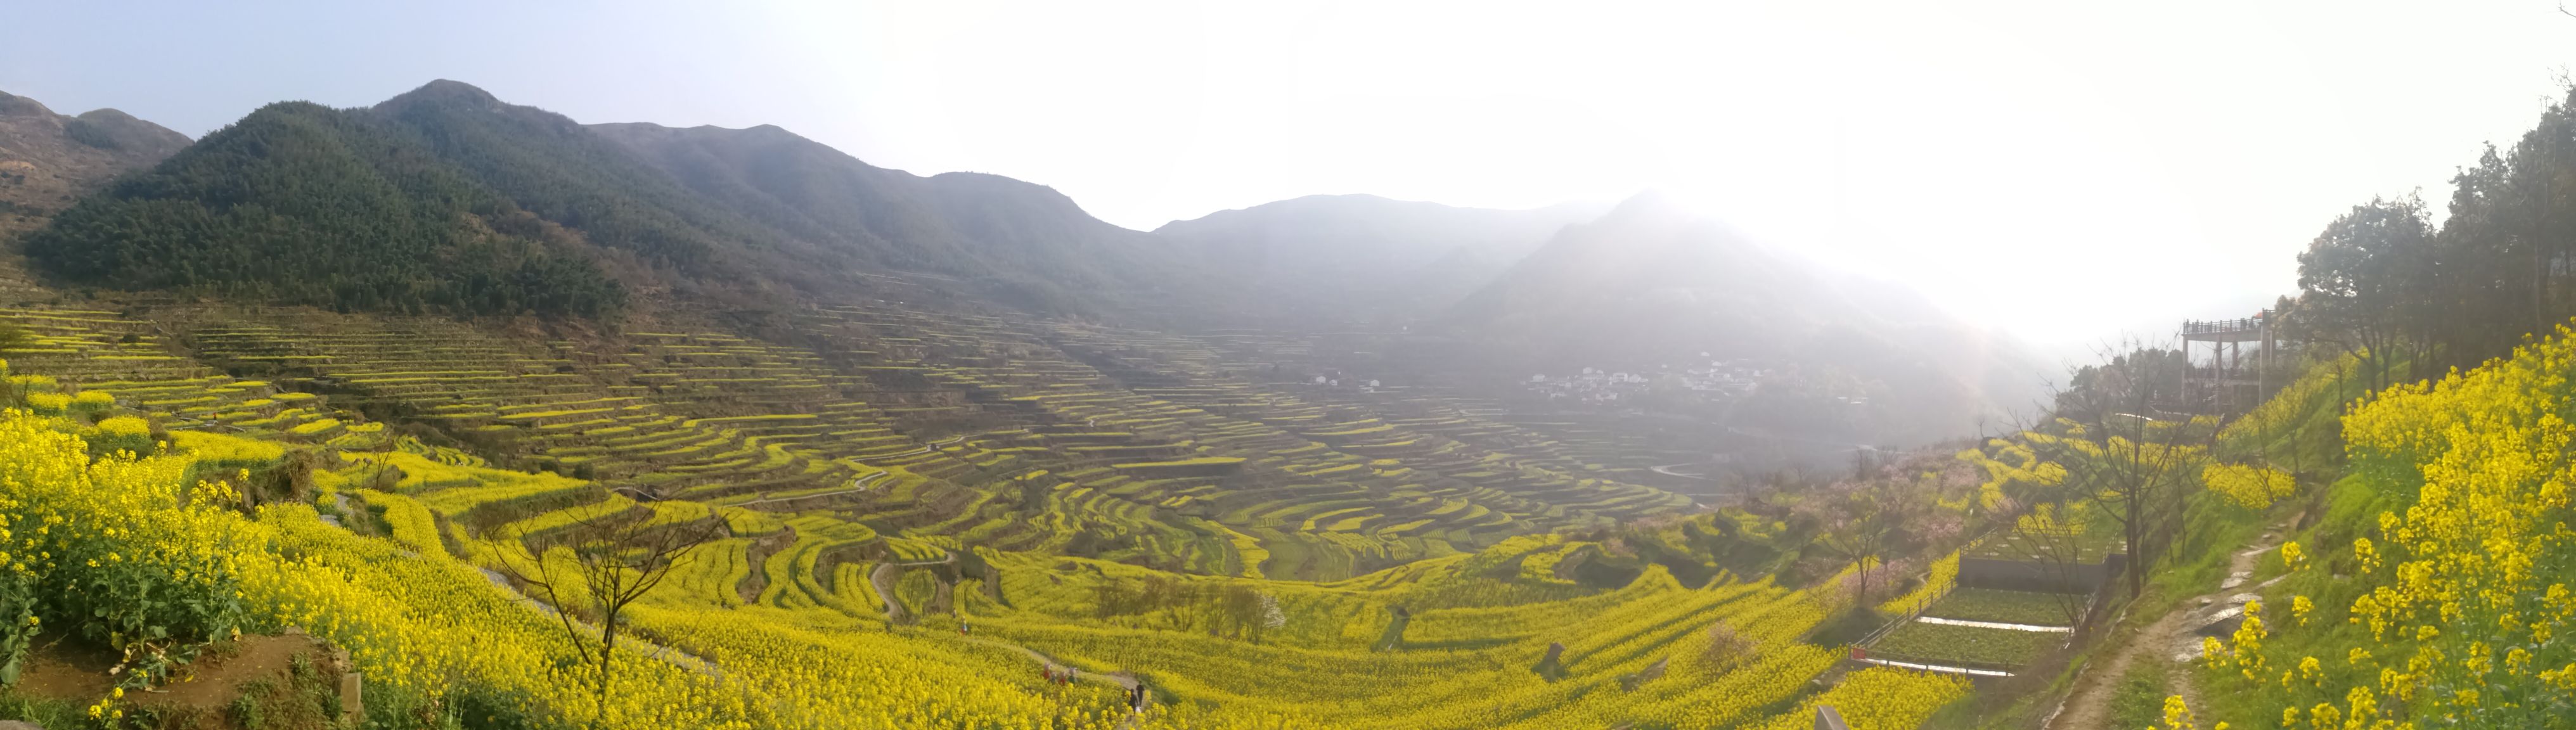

[1956,553,2125,594]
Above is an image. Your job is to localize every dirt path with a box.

[960,637,1150,728]
[872,551,960,624]
[2046,516,2297,730]
[735,477,881,509]
[868,435,968,463]
[962,637,1140,691]
[872,563,915,624]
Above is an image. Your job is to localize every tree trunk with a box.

[2125,474,2145,600]
[2538,203,2552,335]
[598,616,616,728]
[1855,558,1869,608]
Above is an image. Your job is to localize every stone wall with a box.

[1957,553,2125,594]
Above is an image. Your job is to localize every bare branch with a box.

[478,494,725,723]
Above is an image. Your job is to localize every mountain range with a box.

[0,80,2040,447]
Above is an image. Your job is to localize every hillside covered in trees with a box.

[20,80,1223,321]
[23,98,628,317]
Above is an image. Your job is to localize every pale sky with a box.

[8,1,2576,357]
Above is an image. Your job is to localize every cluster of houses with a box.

[1305,373,1385,391]
[1524,359,1770,404]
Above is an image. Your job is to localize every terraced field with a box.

[2,301,1685,586]
[0,298,1968,728]
[323,449,1945,729]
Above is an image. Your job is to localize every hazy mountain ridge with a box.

[0,90,190,238]
[1443,194,2045,444]
[1156,194,1606,323]
[591,120,1217,316]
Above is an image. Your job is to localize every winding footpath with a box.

[730,470,891,509]
[2045,514,2300,730]
[961,637,1140,691]
[870,435,968,462]
[870,551,960,625]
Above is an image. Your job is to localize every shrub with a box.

[22,392,68,414]
[87,415,157,457]
[1699,621,1755,672]
[2202,462,2295,510]
[0,411,250,685]
[171,430,288,471]
[69,390,115,413]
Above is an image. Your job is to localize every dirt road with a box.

[2046,517,2295,729]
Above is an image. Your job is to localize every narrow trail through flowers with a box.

[870,551,958,625]
[2047,515,2299,730]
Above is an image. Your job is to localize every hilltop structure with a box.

[2178,311,2278,413]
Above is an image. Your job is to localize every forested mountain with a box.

[365,80,790,286]
[1443,194,2044,444]
[1154,195,1604,322]
[0,90,189,238]
[593,121,1211,315]
[20,98,625,317]
[16,80,1225,321]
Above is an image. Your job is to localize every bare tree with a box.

[1799,461,1942,606]
[1999,503,2092,625]
[491,504,724,724]
[2041,338,2222,599]
[368,431,402,490]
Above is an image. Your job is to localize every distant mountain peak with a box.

[0,91,56,117]
[65,108,191,157]
[1603,189,1689,218]
[0,89,191,238]
[389,79,505,109]
[1153,193,1609,323]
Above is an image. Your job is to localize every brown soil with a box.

[17,639,119,701]
[18,632,347,730]
[2047,605,2189,730]
[157,634,346,712]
